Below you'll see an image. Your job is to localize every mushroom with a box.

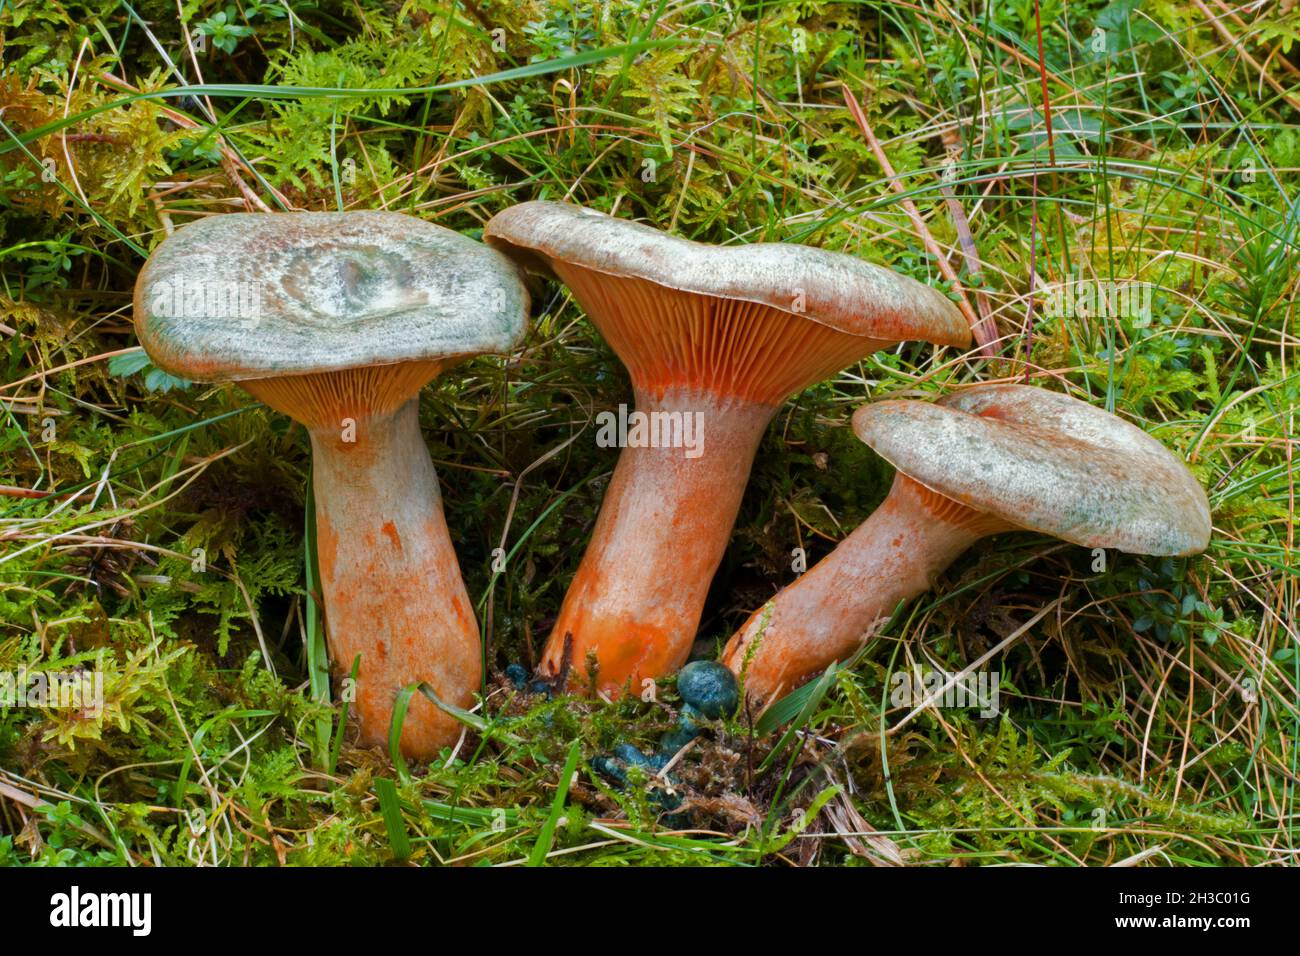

[676,660,739,719]
[722,384,1212,706]
[484,201,968,695]
[134,211,528,758]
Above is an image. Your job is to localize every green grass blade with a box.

[528,739,581,867]
[374,777,411,863]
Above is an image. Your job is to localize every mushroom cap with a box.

[135,211,529,382]
[852,384,1212,556]
[483,201,968,347]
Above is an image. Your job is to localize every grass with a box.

[0,0,1296,866]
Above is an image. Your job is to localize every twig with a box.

[841,84,993,356]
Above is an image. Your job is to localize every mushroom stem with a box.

[721,473,1010,705]
[542,387,774,695]
[306,397,479,756]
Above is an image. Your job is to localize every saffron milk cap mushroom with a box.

[484,201,968,696]
[135,211,528,758]
[722,383,1212,707]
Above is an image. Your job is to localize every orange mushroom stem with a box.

[543,386,772,692]
[721,472,1010,704]
[245,377,479,758]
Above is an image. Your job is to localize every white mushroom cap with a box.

[135,211,529,382]
[852,384,1212,556]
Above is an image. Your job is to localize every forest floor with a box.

[0,0,1296,866]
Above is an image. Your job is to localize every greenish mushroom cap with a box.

[484,200,969,347]
[852,384,1212,556]
[134,211,529,382]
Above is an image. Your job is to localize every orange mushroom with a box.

[722,384,1213,707]
[135,211,528,758]
[484,201,968,696]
